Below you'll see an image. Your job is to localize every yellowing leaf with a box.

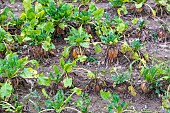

[71,87,82,95]
[23,0,31,12]
[128,85,137,96]
[151,9,156,17]
[87,71,95,79]
[132,18,138,26]
[42,88,49,99]
[140,58,146,67]
[20,13,26,20]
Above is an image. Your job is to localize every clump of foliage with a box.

[65,26,91,59]
[0,27,14,53]
[20,0,55,51]
[140,62,170,94]
[121,39,148,67]
[0,52,38,100]
[100,90,128,113]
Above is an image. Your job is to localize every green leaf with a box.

[10,0,15,4]
[88,2,97,12]
[29,60,39,68]
[20,13,27,20]
[36,10,45,18]
[0,82,13,100]
[59,57,65,69]
[42,88,49,99]
[62,46,70,58]
[63,77,72,88]
[35,2,42,13]
[27,9,36,20]
[0,43,5,52]
[37,74,51,86]
[158,0,167,6]
[109,0,124,7]
[131,52,139,60]
[71,87,82,95]
[53,65,60,75]
[23,0,32,12]
[15,36,24,44]
[117,23,126,33]
[87,71,95,79]
[95,44,102,53]
[30,19,39,27]
[23,37,32,42]
[166,4,170,12]
[132,18,138,26]
[27,30,41,35]
[93,8,104,20]
[58,23,67,29]
[80,42,90,48]
[64,63,73,73]
[100,90,111,101]
[44,22,55,34]
[135,2,143,8]
[20,68,37,78]
[121,41,132,53]
[140,58,146,67]
[112,93,120,103]
[77,55,87,62]
[117,4,128,16]
[131,39,144,50]
[42,41,54,51]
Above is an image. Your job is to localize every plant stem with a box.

[1,101,15,110]
[73,67,90,73]
[65,107,82,113]
[39,109,55,113]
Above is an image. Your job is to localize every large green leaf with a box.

[30,19,39,27]
[93,8,104,20]
[64,63,73,73]
[100,90,111,101]
[20,68,37,78]
[37,74,51,86]
[53,65,60,75]
[0,82,13,100]
[166,4,170,11]
[0,43,5,52]
[23,0,32,12]
[44,22,55,34]
[77,55,87,62]
[36,10,44,18]
[88,2,97,13]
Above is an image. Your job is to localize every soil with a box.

[0,0,170,113]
